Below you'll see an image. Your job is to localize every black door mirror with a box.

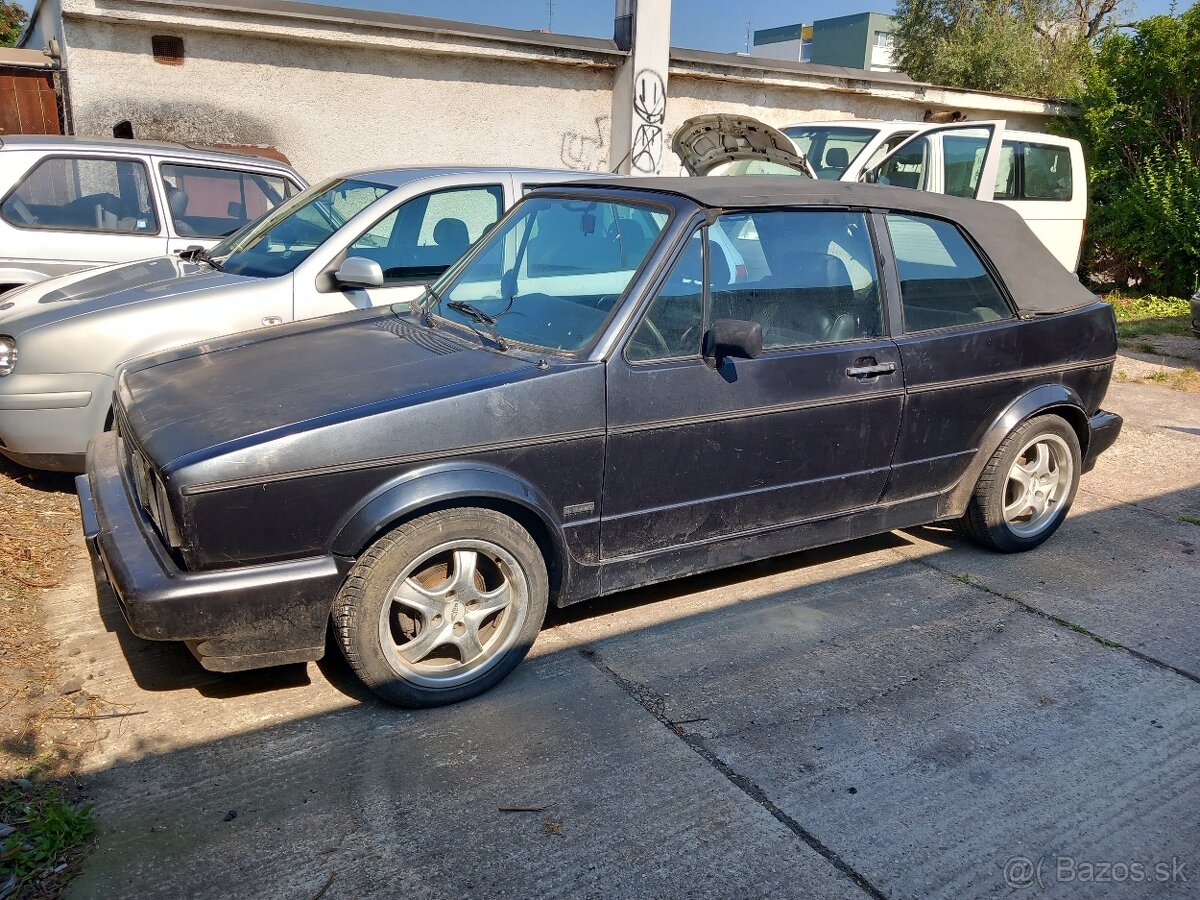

[861,169,878,184]
[703,318,763,367]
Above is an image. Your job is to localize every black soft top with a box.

[561,177,1093,316]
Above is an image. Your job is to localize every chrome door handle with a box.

[846,362,897,378]
[262,316,283,326]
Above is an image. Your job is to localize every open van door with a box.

[672,115,817,178]
[861,121,1006,200]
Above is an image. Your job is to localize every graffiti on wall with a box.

[560,115,610,171]
[630,69,666,173]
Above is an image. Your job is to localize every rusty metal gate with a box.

[0,64,65,136]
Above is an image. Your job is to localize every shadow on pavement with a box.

[60,477,1200,899]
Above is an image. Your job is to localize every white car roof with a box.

[781,120,1079,147]
[0,134,300,171]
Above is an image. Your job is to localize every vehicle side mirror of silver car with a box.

[335,257,385,289]
[703,318,763,368]
[861,169,878,184]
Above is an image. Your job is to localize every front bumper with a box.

[1083,409,1122,472]
[79,431,353,672]
[0,372,115,471]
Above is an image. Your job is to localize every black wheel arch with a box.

[941,383,1090,519]
[329,462,570,605]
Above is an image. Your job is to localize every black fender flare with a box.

[329,460,570,583]
[940,383,1090,518]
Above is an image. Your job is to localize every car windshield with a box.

[782,126,880,180]
[410,195,668,353]
[209,178,394,278]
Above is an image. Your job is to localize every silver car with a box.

[0,167,604,471]
[0,135,307,295]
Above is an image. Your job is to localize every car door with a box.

[155,159,301,255]
[863,121,1006,200]
[0,153,167,271]
[294,182,505,319]
[875,210,1025,500]
[601,207,903,560]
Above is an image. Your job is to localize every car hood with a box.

[119,310,533,470]
[0,256,259,331]
[672,114,816,178]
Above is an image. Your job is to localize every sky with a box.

[16,0,1186,52]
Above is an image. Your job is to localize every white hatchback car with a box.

[0,136,307,295]
[674,116,1087,272]
[0,167,607,471]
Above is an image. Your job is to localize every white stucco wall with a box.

[60,19,617,178]
[42,0,1073,183]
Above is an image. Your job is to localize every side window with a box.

[875,135,931,190]
[161,163,295,238]
[710,210,882,350]
[627,230,704,362]
[991,142,1074,202]
[349,185,503,284]
[1022,143,1073,200]
[993,141,1019,200]
[941,132,991,198]
[1,156,158,233]
[886,214,1012,332]
[860,131,916,171]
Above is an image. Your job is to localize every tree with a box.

[1,0,29,48]
[893,0,1126,98]
[1060,7,1200,293]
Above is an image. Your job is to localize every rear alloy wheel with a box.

[960,415,1081,553]
[334,508,548,707]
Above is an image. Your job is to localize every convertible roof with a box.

[561,177,1095,316]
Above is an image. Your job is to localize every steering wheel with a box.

[640,316,671,356]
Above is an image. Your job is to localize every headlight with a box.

[0,336,16,376]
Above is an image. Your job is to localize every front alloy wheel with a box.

[379,540,529,689]
[334,508,548,707]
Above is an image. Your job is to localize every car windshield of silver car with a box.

[211,178,393,279]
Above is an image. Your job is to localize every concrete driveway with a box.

[41,381,1200,899]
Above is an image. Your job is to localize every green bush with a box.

[1062,8,1200,294]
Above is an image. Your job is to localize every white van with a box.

[673,116,1087,272]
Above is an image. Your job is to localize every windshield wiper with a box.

[447,299,497,326]
[446,300,508,351]
[180,246,224,271]
[410,286,441,328]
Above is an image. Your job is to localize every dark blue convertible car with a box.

[79,178,1122,706]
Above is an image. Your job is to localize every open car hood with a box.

[672,114,816,178]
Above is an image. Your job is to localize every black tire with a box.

[960,414,1081,553]
[333,507,548,707]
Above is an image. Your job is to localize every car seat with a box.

[823,146,850,175]
[167,185,196,236]
[609,218,652,267]
[433,218,470,264]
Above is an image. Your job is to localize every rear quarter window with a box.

[992,141,1074,202]
[886,214,1013,332]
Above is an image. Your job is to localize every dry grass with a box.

[0,460,97,898]
[1113,365,1200,393]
